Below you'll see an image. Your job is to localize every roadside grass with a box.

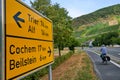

[52,51,98,80]
[22,51,74,80]
[75,52,98,80]
[22,50,98,80]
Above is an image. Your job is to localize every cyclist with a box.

[100,44,107,63]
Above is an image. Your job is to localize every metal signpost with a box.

[1,0,54,80]
[0,0,2,80]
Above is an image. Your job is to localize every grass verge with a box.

[22,51,74,80]
[75,52,98,80]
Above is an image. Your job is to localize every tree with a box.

[116,38,120,45]
[30,0,51,16]
[111,37,117,46]
[68,36,79,52]
[31,0,73,56]
[51,4,73,56]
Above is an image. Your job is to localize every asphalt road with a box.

[107,47,120,58]
[86,49,120,80]
[89,47,120,59]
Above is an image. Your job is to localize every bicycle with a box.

[100,54,110,64]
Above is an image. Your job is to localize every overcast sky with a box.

[23,0,120,18]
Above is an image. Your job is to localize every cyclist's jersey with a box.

[100,47,107,55]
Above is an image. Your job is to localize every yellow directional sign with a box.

[5,0,54,79]
[6,0,53,41]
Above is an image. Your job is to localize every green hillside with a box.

[72,4,120,28]
[72,4,120,43]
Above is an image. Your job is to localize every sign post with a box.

[1,0,54,79]
[48,65,52,80]
[0,0,2,80]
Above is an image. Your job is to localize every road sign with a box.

[4,0,54,79]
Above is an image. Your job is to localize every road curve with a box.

[86,50,120,80]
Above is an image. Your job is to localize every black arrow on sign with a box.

[48,47,52,57]
[13,11,25,28]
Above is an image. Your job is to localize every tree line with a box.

[93,31,120,46]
